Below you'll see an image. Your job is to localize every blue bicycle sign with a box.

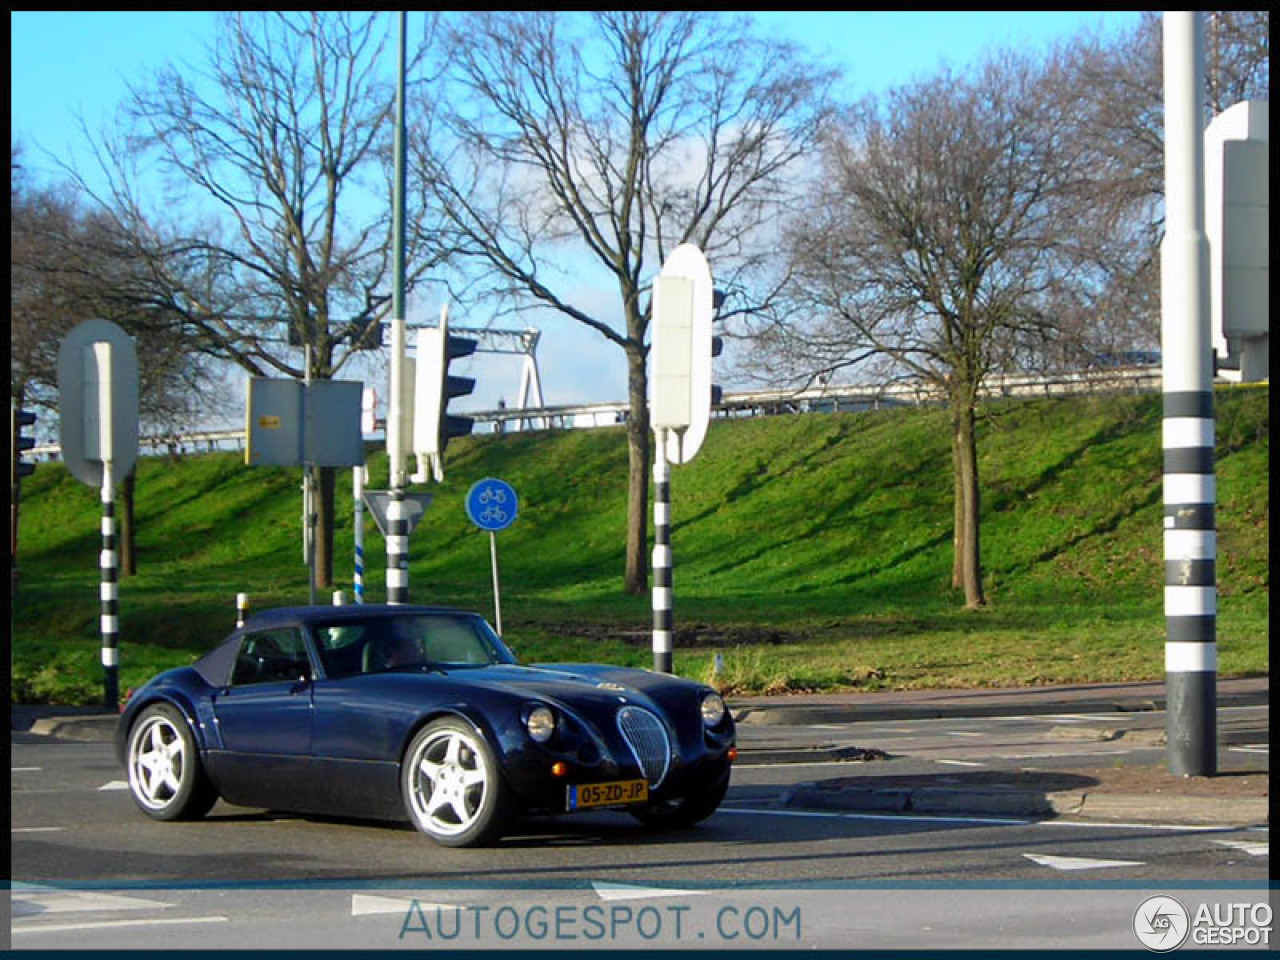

[466,478,518,532]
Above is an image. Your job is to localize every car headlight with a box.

[525,705,556,743]
[700,692,727,727]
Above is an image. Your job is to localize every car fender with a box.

[396,702,503,767]
[115,678,212,767]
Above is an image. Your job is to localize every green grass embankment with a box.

[11,385,1268,704]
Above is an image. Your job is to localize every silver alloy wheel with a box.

[406,726,490,838]
[129,713,188,811]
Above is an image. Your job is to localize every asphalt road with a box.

[9,709,1271,951]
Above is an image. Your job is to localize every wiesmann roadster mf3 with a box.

[116,605,735,846]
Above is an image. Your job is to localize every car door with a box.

[207,626,316,810]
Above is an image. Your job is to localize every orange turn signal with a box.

[727,747,738,763]
[551,762,568,778]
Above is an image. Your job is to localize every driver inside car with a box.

[381,629,423,670]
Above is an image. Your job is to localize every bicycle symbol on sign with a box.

[466,478,518,533]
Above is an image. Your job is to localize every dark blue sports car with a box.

[116,604,735,846]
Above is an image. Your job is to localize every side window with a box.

[231,628,311,686]
[314,625,368,679]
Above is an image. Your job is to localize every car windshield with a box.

[313,614,516,678]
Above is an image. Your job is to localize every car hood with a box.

[447,662,682,713]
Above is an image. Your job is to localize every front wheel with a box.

[126,703,218,821]
[402,718,509,847]
[629,770,730,829]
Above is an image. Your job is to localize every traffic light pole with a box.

[1162,11,1216,777]
[652,429,674,674]
[387,10,409,606]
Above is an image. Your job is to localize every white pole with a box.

[489,530,503,636]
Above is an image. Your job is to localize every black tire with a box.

[629,769,730,829]
[126,702,218,821]
[401,717,510,847]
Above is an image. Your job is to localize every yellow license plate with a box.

[568,779,649,810]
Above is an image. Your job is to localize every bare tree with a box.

[68,12,447,588]
[12,144,220,575]
[753,51,1093,608]
[411,11,833,594]
[1043,11,1269,363]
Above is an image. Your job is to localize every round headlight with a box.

[700,692,727,727]
[525,705,556,743]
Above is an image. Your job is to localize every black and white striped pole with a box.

[649,244,716,675]
[56,320,138,710]
[1161,11,1216,778]
[652,431,674,674]
[99,456,119,708]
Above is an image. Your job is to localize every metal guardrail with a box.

[26,367,1164,461]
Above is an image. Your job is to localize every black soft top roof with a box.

[192,603,477,685]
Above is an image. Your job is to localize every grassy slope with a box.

[11,385,1269,703]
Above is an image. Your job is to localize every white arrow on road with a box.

[351,894,457,916]
[592,882,707,901]
[1214,840,1268,857]
[1023,854,1145,871]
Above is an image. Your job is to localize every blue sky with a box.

[11,11,1144,419]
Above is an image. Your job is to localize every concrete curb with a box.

[780,781,1270,826]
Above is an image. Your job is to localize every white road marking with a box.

[946,732,984,738]
[99,781,129,791]
[936,760,985,767]
[717,808,1031,826]
[1214,840,1268,857]
[719,807,1233,833]
[592,882,707,901]
[1023,854,1145,871]
[12,827,65,833]
[12,889,173,916]
[1228,746,1269,755]
[12,766,43,772]
[351,894,456,916]
[13,917,229,935]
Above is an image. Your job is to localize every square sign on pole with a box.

[245,378,365,467]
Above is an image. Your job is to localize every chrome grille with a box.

[617,706,671,787]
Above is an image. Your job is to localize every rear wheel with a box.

[402,718,509,847]
[126,703,218,821]
[629,770,730,829]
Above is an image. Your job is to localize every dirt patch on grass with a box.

[540,621,808,647]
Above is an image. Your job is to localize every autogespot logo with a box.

[1134,896,1190,952]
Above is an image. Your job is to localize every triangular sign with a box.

[363,491,433,538]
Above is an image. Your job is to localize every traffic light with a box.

[347,313,384,350]
[413,306,477,481]
[12,404,37,480]
[710,288,726,408]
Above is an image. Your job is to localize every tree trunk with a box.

[951,400,986,608]
[624,344,651,595]
[315,465,336,590]
[951,428,963,590]
[120,467,137,577]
